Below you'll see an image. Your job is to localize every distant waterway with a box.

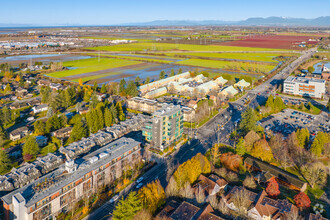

[0,54,91,64]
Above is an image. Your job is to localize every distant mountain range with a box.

[1,16,329,28]
[121,16,330,27]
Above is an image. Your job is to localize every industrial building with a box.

[283,76,326,98]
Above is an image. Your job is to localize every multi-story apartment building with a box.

[1,137,141,220]
[283,76,326,98]
[142,104,183,151]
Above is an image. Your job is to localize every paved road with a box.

[85,47,318,220]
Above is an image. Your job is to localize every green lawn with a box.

[171,52,292,62]
[84,42,290,52]
[47,58,142,78]
[40,143,57,156]
[176,58,276,73]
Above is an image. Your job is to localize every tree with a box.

[307,66,315,74]
[170,69,175,77]
[296,128,309,149]
[266,177,280,197]
[274,96,285,112]
[265,95,274,111]
[294,192,311,209]
[251,139,274,162]
[145,77,150,84]
[93,81,98,91]
[4,84,11,94]
[79,78,83,86]
[104,107,113,127]
[116,102,125,121]
[68,116,88,143]
[133,209,152,220]
[112,191,143,220]
[232,188,250,217]
[0,148,11,174]
[165,176,179,197]
[327,98,330,112]
[159,71,165,79]
[100,84,107,93]
[301,162,326,188]
[178,68,182,74]
[201,71,209,78]
[243,175,257,189]
[209,144,221,165]
[195,185,206,204]
[286,131,299,149]
[64,86,76,108]
[22,136,40,160]
[40,86,52,103]
[126,80,138,97]
[180,181,194,199]
[34,120,46,135]
[235,137,246,156]
[135,76,141,87]
[239,107,257,135]
[119,79,127,95]
[310,132,328,157]
[138,180,165,214]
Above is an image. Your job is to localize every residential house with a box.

[16,88,28,98]
[37,80,51,87]
[234,79,251,89]
[32,104,48,114]
[35,136,48,147]
[51,126,73,139]
[219,86,238,97]
[193,174,228,197]
[10,102,28,110]
[9,127,29,141]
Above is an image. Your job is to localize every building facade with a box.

[1,137,141,220]
[142,105,183,151]
[283,76,326,98]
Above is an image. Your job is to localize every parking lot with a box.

[259,108,329,136]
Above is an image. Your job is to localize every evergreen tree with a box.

[34,120,46,135]
[296,128,309,148]
[239,107,257,135]
[110,104,118,123]
[0,123,8,141]
[89,92,99,109]
[104,107,113,127]
[265,95,274,111]
[119,79,127,95]
[116,102,125,121]
[40,86,52,103]
[135,76,141,87]
[170,69,175,76]
[100,84,107,93]
[64,86,76,108]
[310,132,328,157]
[46,107,54,118]
[0,148,11,174]
[112,192,143,220]
[69,117,88,143]
[22,136,40,159]
[145,77,150,84]
[126,80,138,97]
[274,96,286,112]
[4,84,11,94]
[95,103,105,130]
[235,137,246,156]
[178,68,182,74]
[93,81,98,91]
[327,99,330,112]
[159,71,165,79]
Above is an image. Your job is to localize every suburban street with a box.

[83,47,318,220]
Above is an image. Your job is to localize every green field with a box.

[47,58,141,78]
[170,52,291,62]
[88,54,174,64]
[71,72,121,83]
[176,59,276,73]
[85,42,290,52]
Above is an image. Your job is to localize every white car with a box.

[110,194,119,203]
[136,177,143,183]
[136,183,143,189]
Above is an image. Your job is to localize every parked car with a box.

[110,194,119,203]
[136,183,143,189]
[137,177,143,183]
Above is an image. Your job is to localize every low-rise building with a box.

[193,174,228,197]
[219,86,238,97]
[35,136,48,147]
[142,104,184,151]
[127,97,162,113]
[283,76,326,99]
[16,88,28,98]
[1,137,142,220]
[9,126,29,141]
[51,126,72,139]
[234,79,250,89]
[32,104,48,114]
[144,87,168,99]
[244,155,307,192]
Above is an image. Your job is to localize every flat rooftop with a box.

[2,137,141,207]
[153,104,182,117]
[285,76,325,84]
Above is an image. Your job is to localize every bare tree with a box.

[195,185,205,204]
[215,168,227,178]
[243,175,257,189]
[226,172,239,182]
[133,209,152,220]
[283,210,302,220]
[180,182,194,199]
[217,198,230,215]
[208,194,218,209]
[301,162,327,188]
[232,188,250,217]
[165,176,179,197]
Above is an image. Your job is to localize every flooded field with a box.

[0,54,91,64]
[313,61,329,74]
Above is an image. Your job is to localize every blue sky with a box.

[1,0,329,25]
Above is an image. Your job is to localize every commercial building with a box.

[1,137,141,220]
[283,76,326,99]
[142,104,184,151]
